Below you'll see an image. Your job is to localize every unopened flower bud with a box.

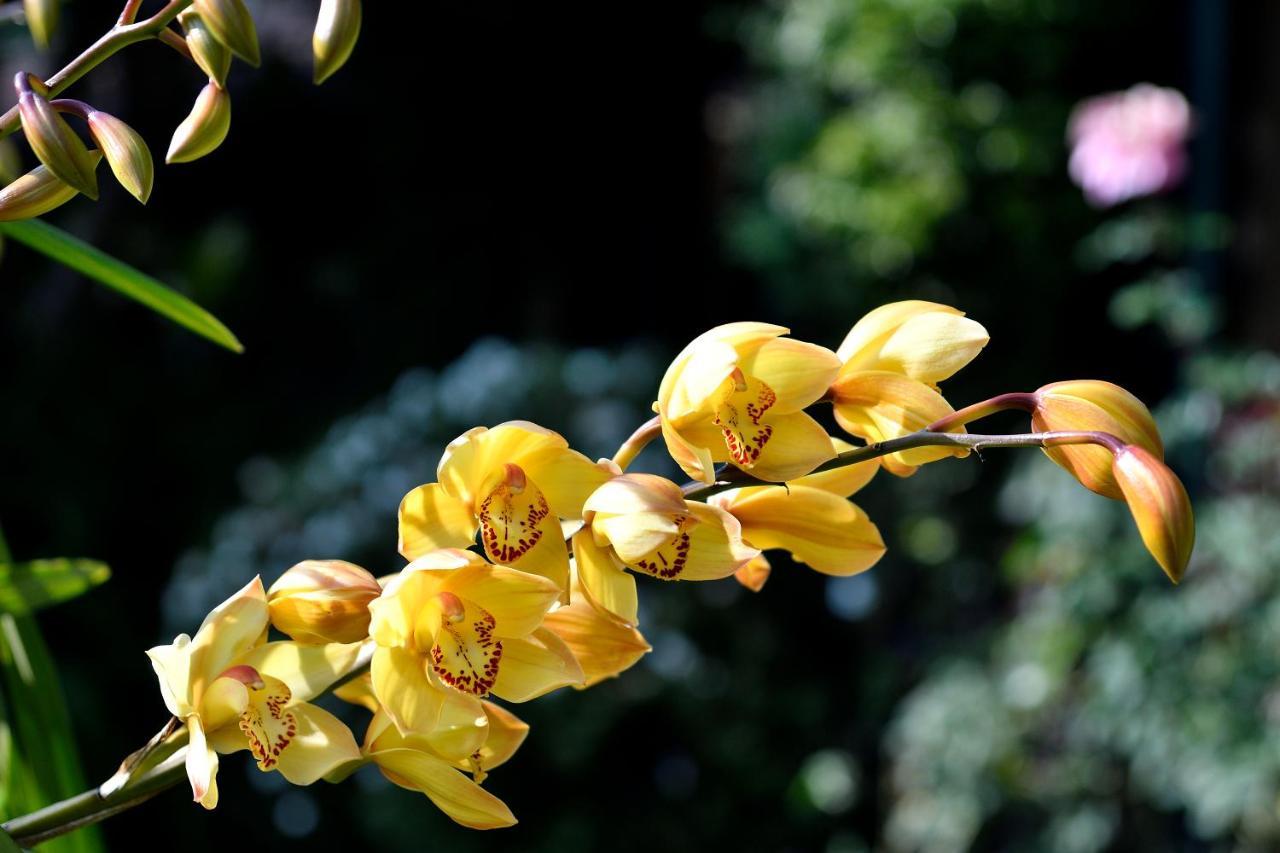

[0,153,101,222]
[180,10,232,87]
[23,0,57,49]
[193,0,260,67]
[16,75,99,199]
[166,82,231,165]
[86,111,153,204]
[267,559,381,644]
[1112,445,1195,583]
[1033,379,1164,499]
[313,0,362,85]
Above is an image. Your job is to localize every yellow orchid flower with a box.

[572,473,761,624]
[710,437,886,583]
[366,549,584,738]
[656,323,841,484]
[830,301,988,476]
[398,421,611,594]
[146,577,364,809]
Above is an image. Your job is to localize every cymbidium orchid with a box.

[830,301,989,476]
[656,323,841,484]
[398,421,610,594]
[146,577,363,809]
[572,473,760,624]
[542,577,651,686]
[367,548,583,737]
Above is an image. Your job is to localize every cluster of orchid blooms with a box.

[144,302,1195,829]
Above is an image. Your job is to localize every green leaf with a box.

[0,219,243,353]
[0,531,103,853]
[0,560,110,616]
[0,828,19,852]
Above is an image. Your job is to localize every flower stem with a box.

[681,428,1123,500]
[0,0,195,140]
[612,415,662,471]
[925,392,1038,433]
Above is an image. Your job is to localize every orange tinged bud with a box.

[0,154,100,221]
[16,76,99,199]
[734,554,772,592]
[193,0,260,67]
[86,111,153,204]
[313,0,362,85]
[1112,445,1195,583]
[180,10,233,87]
[1033,380,1164,499]
[167,82,231,164]
[267,559,381,643]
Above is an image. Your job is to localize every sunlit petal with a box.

[398,483,479,560]
[146,633,193,718]
[185,715,220,810]
[572,530,639,625]
[542,598,650,687]
[440,564,560,640]
[371,646,445,735]
[792,437,878,496]
[490,629,584,702]
[235,640,364,704]
[373,747,517,830]
[741,411,837,482]
[186,577,269,703]
[272,703,363,786]
[737,336,840,411]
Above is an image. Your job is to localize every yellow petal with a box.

[437,421,571,509]
[868,312,989,384]
[542,598,650,687]
[186,576,269,705]
[837,301,963,366]
[623,502,759,582]
[737,336,840,412]
[1034,380,1164,500]
[146,633,194,718]
[267,560,380,644]
[584,473,687,517]
[371,645,445,735]
[517,447,613,520]
[594,511,682,563]
[398,483,478,560]
[185,715,220,810]
[661,339,740,423]
[490,628,584,702]
[421,690,490,762]
[333,672,379,713]
[572,529,638,625]
[792,437,878,496]
[468,701,528,775]
[373,747,517,829]
[440,563,560,639]
[733,554,772,592]
[659,417,718,484]
[714,485,886,576]
[234,640,364,704]
[710,373,780,471]
[1113,445,1195,583]
[739,410,837,482]
[237,673,297,773]
[832,371,967,474]
[272,703,363,786]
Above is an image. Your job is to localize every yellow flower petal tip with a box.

[1112,445,1195,583]
[1033,379,1164,499]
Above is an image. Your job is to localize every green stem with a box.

[682,428,1124,500]
[0,0,195,140]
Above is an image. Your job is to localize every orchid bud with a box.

[167,82,231,164]
[1112,445,1195,583]
[16,75,99,199]
[0,154,101,222]
[23,0,57,49]
[1032,380,1164,499]
[267,559,381,644]
[313,0,362,85]
[180,10,232,87]
[0,139,22,183]
[86,111,153,204]
[193,0,260,67]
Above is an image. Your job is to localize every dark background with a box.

[2,1,1278,850]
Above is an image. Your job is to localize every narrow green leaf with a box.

[0,219,243,353]
[0,827,19,852]
[0,530,104,853]
[0,560,111,616]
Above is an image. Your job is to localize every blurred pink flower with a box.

[1067,83,1192,208]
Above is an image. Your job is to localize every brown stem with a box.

[611,415,662,471]
[926,392,1039,433]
